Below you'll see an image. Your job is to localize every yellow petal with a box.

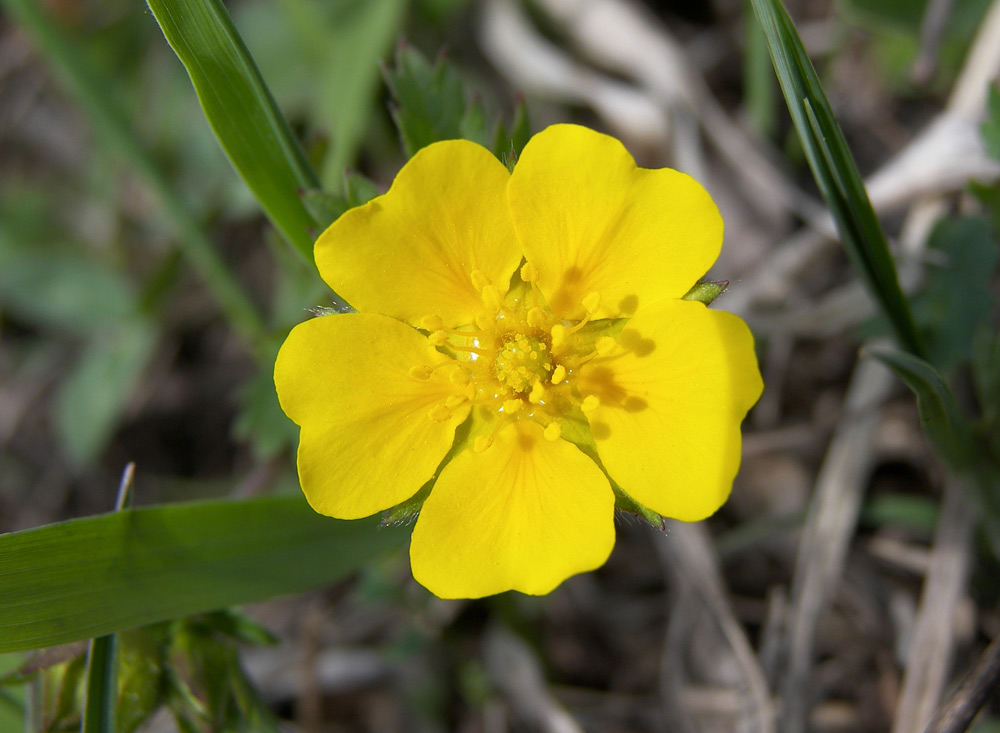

[508,124,722,320]
[274,313,468,519]
[576,300,762,521]
[410,420,615,598]
[316,140,522,328]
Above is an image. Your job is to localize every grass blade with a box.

[749,0,925,358]
[0,496,406,653]
[146,0,321,264]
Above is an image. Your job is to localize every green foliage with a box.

[145,0,321,264]
[910,217,999,370]
[0,496,407,653]
[385,46,532,164]
[749,0,925,358]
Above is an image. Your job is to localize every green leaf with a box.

[0,496,407,653]
[910,216,999,369]
[55,322,158,465]
[749,0,925,357]
[0,0,268,355]
[145,0,321,264]
[308,0,408,187]
[385,46,483,156]
[863,344,967,460]
[0,248,136,334]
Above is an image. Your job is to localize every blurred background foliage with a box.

[1,0,1000,730]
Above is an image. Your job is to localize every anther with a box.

[527,307,547,328]
[420,315,443,331]
[445,394,468,409]
[475,311,495,330]
[581,395,600,413]
[550,364,567,384]
[550,324,567,349]
[520,262,538,283]
[409,365,433,380]
[473,435,492,453]
[428,331,448,346]
[470,269,489,291]
[543,422,562,441]
[528,380,545,404]
[503,399,523,414]
[595,336,616,356]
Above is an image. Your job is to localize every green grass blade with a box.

[146,0,321,264]
[0,496,406,653]
[749,0,925,357]
[81,635,118,733]
[0,0,269,356]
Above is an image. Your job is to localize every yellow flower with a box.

[274,124,763,599]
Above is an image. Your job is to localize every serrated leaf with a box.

[385,46,472,156]
[343,171,381,208]
[0,495,407,653]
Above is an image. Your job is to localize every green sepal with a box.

[381,481,433,526]
[492,99,532,171]
[682,280,729,305]
[300,189,350,231]
[612,486,665,529]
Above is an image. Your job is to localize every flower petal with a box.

[274,313,468,519]
[508,124,723,320]
[410,420,615,598]
[316,140,522,327]
[576,300,762,521]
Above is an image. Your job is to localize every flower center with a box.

[493,332,553,394]
[414,263,613,451]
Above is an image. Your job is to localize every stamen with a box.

[528,380,546,404]
[550,324,567,349]
[420,315,443,331]
[595,336,616,356]
[445,394,468,408]
[474,416,510,453]
[428,331,449,347]
[409,365,434,380]
[520,262,538,283]
[550,364,567,384]
[450,369,471,386]
[475,311,495,330]
[581,395,601,413]
[527,307,547,328]
[502,399,523,414]
[443,341,490,356]
[543,422,562,441]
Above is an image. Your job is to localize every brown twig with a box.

[922,633,1000,733]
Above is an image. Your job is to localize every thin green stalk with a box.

[81,635,118,733]
[1,0,269,359]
